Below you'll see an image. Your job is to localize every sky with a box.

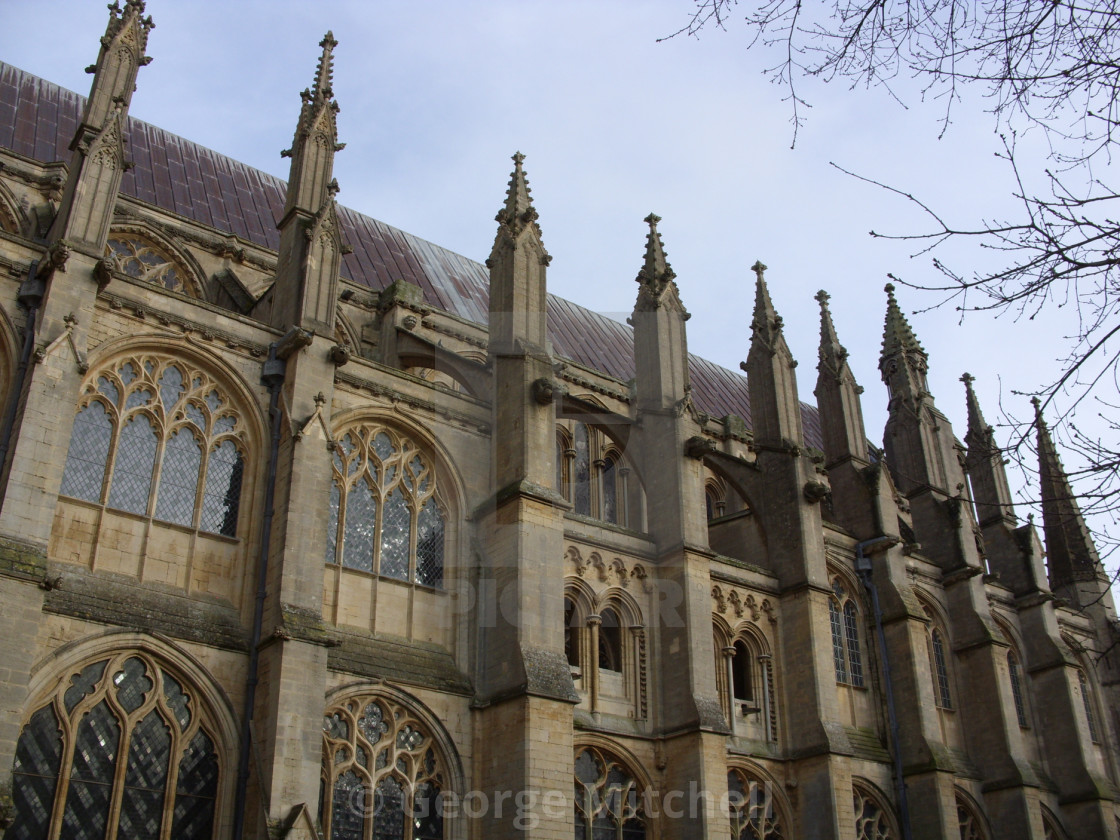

[3,0,1105,551]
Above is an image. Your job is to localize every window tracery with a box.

[321,693,447,840]
[326,423,446,588]
[106,234,196,296]
[556,420,641,529]
[8,652,219,840]
[956,794,987,840]
[829,577,864,687]
[573,745,648,840]
[852,783,895,840]
[728,766,785,840]
[59,355,246,537]
[1078,670,1101,743]
[1008,651,1029,728]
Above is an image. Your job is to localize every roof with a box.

[0,61,824,445]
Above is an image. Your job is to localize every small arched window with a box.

[1077,670,1101,743]
[598,607,623,673]
[59,355,246,537]
[728,767,785,840]
[573,746,647,839]
[558,421,640,528]
[321,693,448,840]
[1007,651,1029,728]
[829,578,864,687]
[601,455,618,524]
[573,422,591,516]
[924,616,953,710]
[8,652,220,840]
[565,597,580,669]
[106,233,197,297]
[732,640,753,702]
[326,424,446,588]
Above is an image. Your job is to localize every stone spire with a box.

[742,262,803,447]
[47,0,154,252]
[488,153,550,352]
[633,213,690,411]
[635,213,684,308]
[261,33,345,333]
[813,290,868,465]
[879,282,930,409]
[281,31,344,219]
[1034,398,1104,591]
[962,373,1016,526]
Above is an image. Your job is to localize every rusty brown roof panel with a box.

[0,62,828,448]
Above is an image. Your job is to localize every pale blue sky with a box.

[3,0,1097,539]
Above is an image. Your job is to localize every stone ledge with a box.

[0,536,47,583]
[327,629,471,695]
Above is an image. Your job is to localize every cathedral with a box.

[1,3,1119,839]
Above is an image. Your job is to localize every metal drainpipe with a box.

[0,262,44,479]
[232,343,286,840]
[855,535,913,840]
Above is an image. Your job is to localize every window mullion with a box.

[104,707,134,840]
[47,699,76,840]
[191,433,209,530]
[101,418,125,506]
[408,495,419,583]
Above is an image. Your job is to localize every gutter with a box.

[855,534,912,840]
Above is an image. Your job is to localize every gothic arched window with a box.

[326,424,446,588]
[956,793,988,840]
[106,234,197,296]
[1008,651,1029,728]
[598,607,623,673]
[557,421,641,529]
[852,782,896,840]
[321,693,448,840]
[1077,670,1101,743]
[8,652,220,840]
[573,745,648,840]
[59,355,247,537]
[728,767,785,839]
[829,578,864,687]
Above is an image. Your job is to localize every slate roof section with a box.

[0,61,823,446]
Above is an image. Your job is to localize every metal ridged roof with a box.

[0,62,822,447]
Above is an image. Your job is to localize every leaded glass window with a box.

[106,234,196,296]
[59,355,247,537]
[8,652,219,840]
[853,784,895,840]
[728,767,785,840]
[321,693,448,840]
[574,422,591,516]
[1008,652,1029,728]
[326,424,446,588]
[931,629,953,710]
[956,796,987,840]
[573,746,647,840]
[1078,670,1101,743]
[830,578,864,687]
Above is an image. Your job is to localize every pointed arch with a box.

[105,223,207,299]
[321,682,465,840]
[954,788,991,840]
[852,778,900,840]
[727,760,791,840]
[573,739,652,840]
[57,337,264,539]
[0,178,29,235]
[12,630,237,840]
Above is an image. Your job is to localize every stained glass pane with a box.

[212,415,236,436]
[125,388,153,410]
[158,365,184,413]
[829,600,848,683]
[373,432,394,461]
[97,375,119,404]
[185,402,206,430]
[118,362,137,385]
[416,498,444,588]
[118,710,170,838]
[200,440,243,536]
[622,818,647,840]
[331,771,365,840]
[60,402,113,502]
[163,673,192,731]
[396,725,424,751]
[324,712,349,741]
[9,705,63,840]
[204,390,222,413]
[373,775,405,840]
[379,490,411,581]
[844,601,864,688]
[113,658,153,713]
[172,730,219,839]
[326,480,341,564]
[414,781,443,840]
[1009,654,1028,727]
[108,413,158,515]
[359,703,388,743]
[62,700,119,840]
[573,423,591,516]
[342,477,377,572]
[64,660,107,713]
[155,428,202,527]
